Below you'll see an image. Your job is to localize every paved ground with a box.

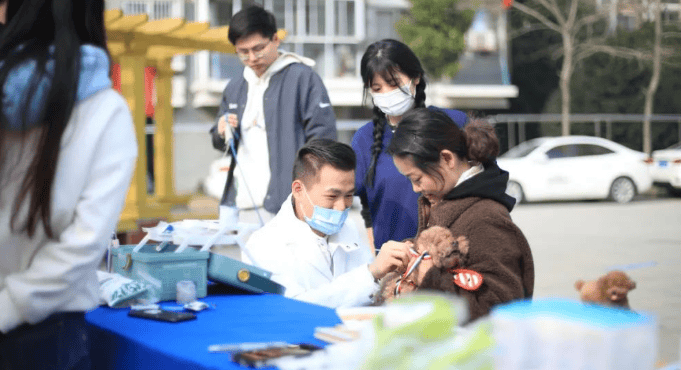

[510,197,681,364]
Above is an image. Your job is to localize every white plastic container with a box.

[219,205,239,228]
[491,298,658,370]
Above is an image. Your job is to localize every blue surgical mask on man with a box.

[302,186,350,236]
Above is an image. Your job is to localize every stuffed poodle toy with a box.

[574,270,636,309]
[377,226,480,304]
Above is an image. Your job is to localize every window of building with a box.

[303,43,326,71]
[335,44,357,77]
[210,0,239,80]
[306,0,326,35]
[211,0,233,26]
[367,8,404,41]
[273,0,287,31]
[271,0,297,33]
[616,14,636,31]
[335,0,355,36]
[375,10,397,39]
[662,10,680,21]
[122,0,177,19]
[206,0,365,80]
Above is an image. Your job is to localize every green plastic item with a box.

[361,293,494,370]
[110,244,209,302]
[207,253,285,295]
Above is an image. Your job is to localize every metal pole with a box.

[606,120,613,140]
[595,120,601,137]
[519,120,526,144]
[678,120,681,143]
[508,121,516,149]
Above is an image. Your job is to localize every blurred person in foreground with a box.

[0,0,6,31]
[210,5,336,225]
[0,0,137,368]
[387,108,534,322]
[241,139,411,308]
[352,39,468,254]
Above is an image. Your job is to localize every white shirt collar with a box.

[455,163,484,187]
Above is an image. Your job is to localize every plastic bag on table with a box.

[97,271,149,308]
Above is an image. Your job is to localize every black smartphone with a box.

[128,309,197,323]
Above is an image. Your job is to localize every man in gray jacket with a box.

[210,5,337,222]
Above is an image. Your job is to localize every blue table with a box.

[86,293,342,369]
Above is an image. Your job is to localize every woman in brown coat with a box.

[386,108,534,322]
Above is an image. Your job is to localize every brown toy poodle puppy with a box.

[575,270,636,309]
[377,226,471,304]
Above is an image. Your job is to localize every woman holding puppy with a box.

[386,108,534,322]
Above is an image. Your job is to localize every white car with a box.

[497,136,652,204]
[650,142,681,195]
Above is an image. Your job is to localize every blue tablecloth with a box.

[86,293,342,369]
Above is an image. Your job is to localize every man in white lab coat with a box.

[242,139,411,308]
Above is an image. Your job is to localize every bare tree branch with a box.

[513,2,562,33]
[510,23,551,38]
[535,0,567,25]
[510,0,670,137]
[662,31,681,38]
[573,12,608,36]
[643,0,662,154]
[662,60,681,68]
[566,0,580,29]
[573,44,650,62]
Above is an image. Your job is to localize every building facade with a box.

[105,0,517,117]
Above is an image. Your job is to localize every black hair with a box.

[292,139,356,185]
[228,5,277,45]
[387,108,499,180]
[360,39,426,188]
[0,0,107,238]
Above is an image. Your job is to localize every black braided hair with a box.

[361,39,427,188]
[365,106,385,188]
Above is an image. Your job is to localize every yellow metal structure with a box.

[105,9,285,231]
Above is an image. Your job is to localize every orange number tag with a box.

[451,269,483,291]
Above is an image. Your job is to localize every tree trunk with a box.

[560,34,573,136]
[643,0,662,155]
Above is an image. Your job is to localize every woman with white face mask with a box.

[351,39,469,253]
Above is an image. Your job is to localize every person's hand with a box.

[218,114,238,137]
[217,115,228,137]
[369,241,412,280]
[227,113,238,128]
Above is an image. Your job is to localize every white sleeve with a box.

[0,94,137,333]
[284,264,379,309]
[243,223,379,308]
